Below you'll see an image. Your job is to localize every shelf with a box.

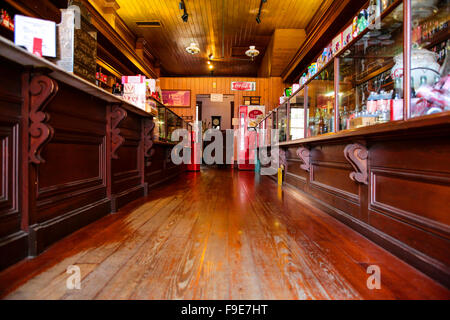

[279,111,450,146]
[355,61,394,86]
[422,26,449,50]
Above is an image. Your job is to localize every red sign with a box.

[248,109,263,119]
[231,81,256,91]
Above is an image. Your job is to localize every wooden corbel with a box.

[296,147,310,172]
[344,143,368,185]
[142,118,155,164]
[29,74,58,164]
[110,105,127,159]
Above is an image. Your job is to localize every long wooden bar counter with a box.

[274,112,450,287]
[0,37,184,270]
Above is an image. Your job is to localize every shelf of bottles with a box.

[339,2,404,130]
[307,63,335,137]
[257,0,449,140]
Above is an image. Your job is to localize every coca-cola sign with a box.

[231,81,256,91]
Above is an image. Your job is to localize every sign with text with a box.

[210,93,223,102]
[14,15,56,57]
[162,90,191,107]
[231,81,256,91]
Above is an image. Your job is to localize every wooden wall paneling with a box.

[0,59,27,270]
[28,80,111,255]
[110,109,144,211]
[160,76,284,121]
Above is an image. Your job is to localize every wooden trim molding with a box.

[296,147,310,172]
[110,105,127,159]
[344,143,368,185]
[28,74,58,164]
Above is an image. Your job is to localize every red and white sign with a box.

[231,81,256,91]
[122,75,146,110]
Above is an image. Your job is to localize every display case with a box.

[277,103,288,142]
[156,105,166,141]
[338,1,404,130]
[166,108,183,141]
[289,89,306,140]
[154,105,187,142]
[257,0,449,138]
[307,63,335,137]
[408,0,449,117]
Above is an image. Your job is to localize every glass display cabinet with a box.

[258,0,449,140]
[166,109,183,142]
[408,0,449,117]
[307,63,335,137]
[289,89,306,140]
[157,105,166,141]
[277,103,288,142]
[155,104,187,142]
[338,1,404,130]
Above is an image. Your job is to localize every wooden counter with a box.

[274,112,450,287]
[0,37,185,270]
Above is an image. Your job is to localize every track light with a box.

[256,0,266,24]
[179,0,188,22]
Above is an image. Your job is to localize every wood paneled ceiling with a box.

[115,0,328,77]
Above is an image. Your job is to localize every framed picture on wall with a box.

[162,90,191,107]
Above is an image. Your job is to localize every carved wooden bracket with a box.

[29,74,58,164]
[279,149,288,169]
[344,143,368,185]
[143,118,155,162]
[110,105,127,159]
[296,147,310,172]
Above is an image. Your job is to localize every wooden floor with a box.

[0,168,449,299]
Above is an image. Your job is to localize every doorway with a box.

[196,94,235,167]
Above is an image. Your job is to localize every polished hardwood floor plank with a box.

[0,168,449,300]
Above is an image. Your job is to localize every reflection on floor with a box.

[0,168,448,299]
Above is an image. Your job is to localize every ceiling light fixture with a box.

[245,46,260,60]
[256,0,267,24]
[179,0,189,22]
[186,42,200,54]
